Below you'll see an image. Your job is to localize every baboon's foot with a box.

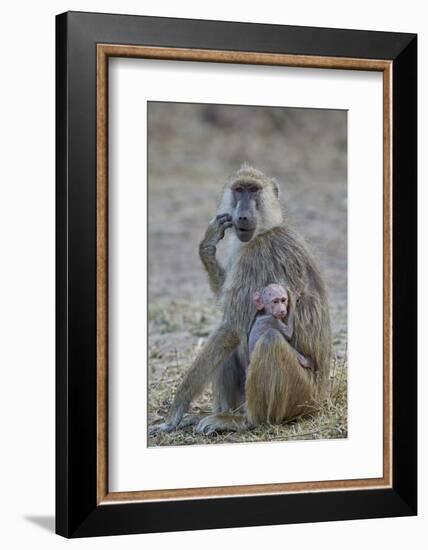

[196,413,249,435]
[149,414,201,436]
[149,421,178,436]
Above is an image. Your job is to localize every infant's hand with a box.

[297,353,314,369]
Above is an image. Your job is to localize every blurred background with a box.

[147,102,347,445]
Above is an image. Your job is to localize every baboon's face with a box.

[265,288,289,320]
[254,284,289,319]
[230,182,261,242]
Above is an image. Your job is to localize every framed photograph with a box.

[56,11,417,538]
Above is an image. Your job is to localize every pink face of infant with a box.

[253,283,289,320]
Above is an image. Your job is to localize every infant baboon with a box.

[243,283,317,427]
[152,164,331,435]
[249,283,314,370]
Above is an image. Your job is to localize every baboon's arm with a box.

[276,310,294,340]
[151,324,240,433]
[199,245,225,295]
[276,314,313,368]
[199,213,232,295]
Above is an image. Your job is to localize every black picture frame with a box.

[56,11,417,538]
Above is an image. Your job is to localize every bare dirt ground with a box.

[147,103,347,446]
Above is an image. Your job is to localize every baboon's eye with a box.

[281,298,287,303]
[235,186,243,193]
[249,186,259,193]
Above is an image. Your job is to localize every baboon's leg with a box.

[246,329,317,425]
[212,351,245,413]
[151,325,239,433]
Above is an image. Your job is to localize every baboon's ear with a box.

[271,179,280,199]
[253,292,264,310]
[289,288,301,306]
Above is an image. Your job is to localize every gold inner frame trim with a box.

[96,44,393,505]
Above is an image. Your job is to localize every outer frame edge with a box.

[69,488,415,538]
[391,34,418,516]
[55,11,70,539]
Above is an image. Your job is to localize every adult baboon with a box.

[153,164,332,434]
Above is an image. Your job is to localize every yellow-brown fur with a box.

[246,329,317,425]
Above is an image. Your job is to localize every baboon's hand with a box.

[196,415,224,435]
[201,213,233,249]
[196,413,249,434]
[297,353,314,369]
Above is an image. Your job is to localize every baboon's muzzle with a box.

[235,225,256,242]
[233,194,257,242]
